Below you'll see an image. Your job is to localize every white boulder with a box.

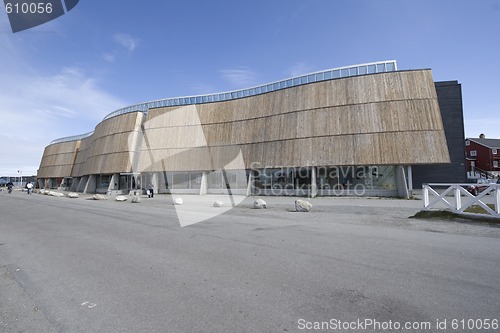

[253,199,267,209]
[173,198,183,205]
[92,194,107,201]
[295,199,312,212]
[213,200,223,207]
[67,192,79,199]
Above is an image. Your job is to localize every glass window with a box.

[207,171,223,189]
[367,65,376,74]
[256,87,262,94]
[172,173,190,189]
[332,70,340,78]
[470,150,477,157]
[293,78,300,85]
[308,74,315,82]
[359,66,367,75]
[376,64,385,72]
[494,161,499,168]
[97,174,112,189]
[316,72,324,81]
[341,68,349,77]
[273,83,279,90]
[324,71,332,79]
[386,62,395,71]
[250,88,255,95]
[492,148,498,154]
[300,76,308,84]
[370,166,396,190]
[267,84,273,92]
[465,140,470,146]
[189,173,203,189]
[349,67,358,76]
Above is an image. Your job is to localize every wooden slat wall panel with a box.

[39,69,451,177]
[37,141,80,178]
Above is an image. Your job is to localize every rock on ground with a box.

[295,199,312,212]
[92,194,107,201]
[253,199,267,209]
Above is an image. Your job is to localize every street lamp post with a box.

[18,170,22,190]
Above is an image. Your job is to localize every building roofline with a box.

[466,138,500,149]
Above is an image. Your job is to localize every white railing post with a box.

[423,185,429,208]
[454,186,461,211]
[496,186,500,215]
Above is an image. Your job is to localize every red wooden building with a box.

[465,135,500,178]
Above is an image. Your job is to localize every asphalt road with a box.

[1,190,500,333]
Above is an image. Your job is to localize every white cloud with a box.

[220,67,258,88]
[102,52,116,63]
[0,65,126,175]
[113,33,139,51]
[285,62,314,77]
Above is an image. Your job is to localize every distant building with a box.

[465,136,500,179]
[37,61,466,197]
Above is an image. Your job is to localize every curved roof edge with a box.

[103,60,397,121]
[50,131,94,145]
[49,60,397,145]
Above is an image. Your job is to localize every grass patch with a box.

[464,204,496,214]
[410,209,500,225]
[411,210,458,220]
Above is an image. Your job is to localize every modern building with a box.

[412,80,467,187]
[465,135,500,179]
[37,60,463,197]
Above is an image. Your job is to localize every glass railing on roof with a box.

[50,131,94,144]
[103,60,397,121]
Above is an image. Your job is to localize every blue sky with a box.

[0,0,499,176]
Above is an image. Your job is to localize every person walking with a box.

[148,183,154,198]
[26,181,33,194]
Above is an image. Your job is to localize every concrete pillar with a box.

[311,167,317,198]
[199,171,208,195]
[76,176,88,193]
[246,170,254,196]
[151,173,159,194]
[108,174,120,193]
[396,166,409,199]
[83,175,96,194]
[407,165,413,197]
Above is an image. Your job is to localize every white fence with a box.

[423,183,500,218]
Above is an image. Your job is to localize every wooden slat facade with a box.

[38,69,451,179]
